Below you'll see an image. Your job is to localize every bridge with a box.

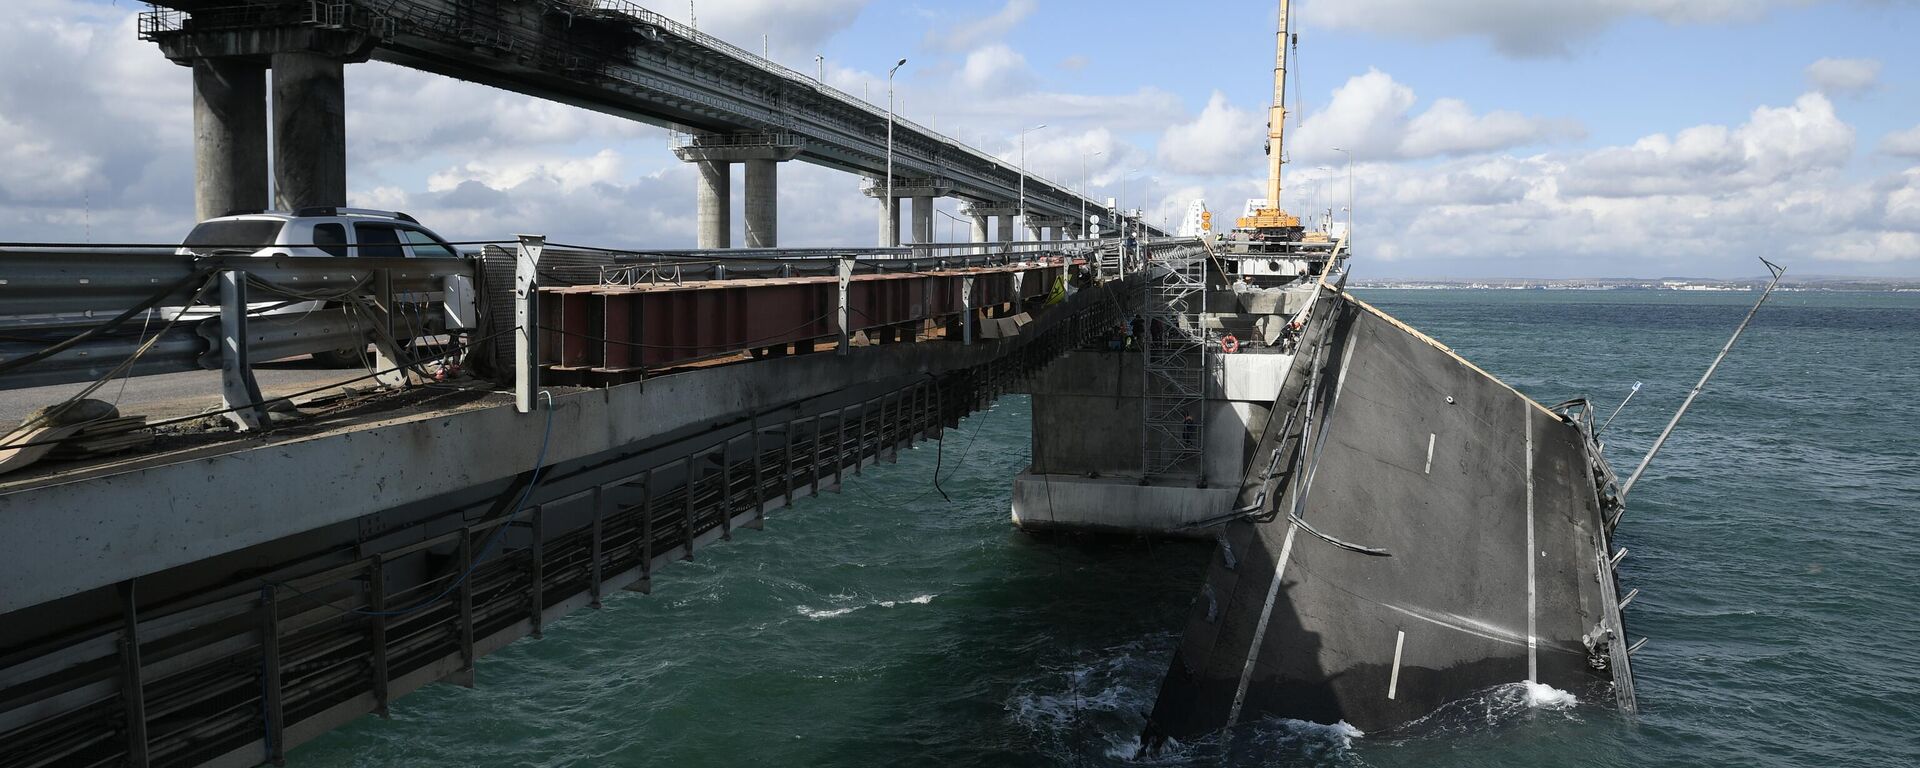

[138,0,1164,248]
[0,2,1643,764]
[0,226,1197,766]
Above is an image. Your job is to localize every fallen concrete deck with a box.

[1144,293,1634,741]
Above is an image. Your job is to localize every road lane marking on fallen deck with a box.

[1388,630,1406,700]
[1424,433,1435,474]
[1228,522,1300,728]
[1525,405,1538,684]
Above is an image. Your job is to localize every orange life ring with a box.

[1220,335,1240,354]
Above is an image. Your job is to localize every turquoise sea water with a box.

[295,289,1920,767]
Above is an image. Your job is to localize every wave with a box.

[794,593,935,620]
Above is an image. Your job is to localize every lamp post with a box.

[1082,149,1103,240]
[1121,167,1141,269]
[1331,147,1353,244]
[885,58,906,246]
[1018,123,1046,239]
[1121,166,1141,231]
[814,54,824,81]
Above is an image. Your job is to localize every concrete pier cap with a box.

[672,132,804,249]
[863,177,954,246]
[961,202,1019,244]
[156,27,374,215]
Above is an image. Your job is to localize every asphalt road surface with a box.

[0,357,380,426]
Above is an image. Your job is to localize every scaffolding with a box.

[1140,243,1211,484]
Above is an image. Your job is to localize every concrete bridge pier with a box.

[271,51,349,210]
[159,30,372,216]
[693,160,731,248]
[963,203,1019,246]
[911,195,935,243]
[866,178,953,247]
[190,58,268,220]
[878,196,902,246]
[744,158,780,247]
[675,135,803,248]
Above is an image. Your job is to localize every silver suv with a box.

[179,207,461,259]
[177,208,463,366]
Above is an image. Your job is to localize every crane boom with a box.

[1235,0,1302,233]
[1267,0,1289,210]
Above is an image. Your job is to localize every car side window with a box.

[400,228,459,258]
[354,224,405,258]
[313,223,349,257]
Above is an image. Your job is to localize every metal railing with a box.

[0,248,475,429]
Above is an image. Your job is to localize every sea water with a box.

[294,289,1920,767]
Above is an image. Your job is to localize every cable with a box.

[0,325,511,453]
[0,266,215,377]
[2,274,221,446]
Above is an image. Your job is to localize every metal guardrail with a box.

[0,248,476,429]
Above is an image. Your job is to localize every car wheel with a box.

[312,346,368,368]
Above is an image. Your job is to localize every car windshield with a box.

[182,220,284,250]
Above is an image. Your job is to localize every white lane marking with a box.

[1387,630,1407,700]
[1381,602,1528,647]
[1227,522,1300,728]
[1525,405,1538,684]
[1424,433,1435,474]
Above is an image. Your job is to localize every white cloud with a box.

[1805,57,1881,95]
[1279,91,1920,274]
[1156,92,1266,175]
[957,44,1031,92]
[924,0,1036,54]
[1402,99,1584,158]
[1291,70,1580,164]
[1879,124,1920,159]
[1561,93,1853,197]
[1301,0,1812,57]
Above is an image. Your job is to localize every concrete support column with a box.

[969,215,989,243]
[192,59,269,221]
[694,160,731,249]
[911,196,934,243]
[270,51,347,211]
[878,197,902,247]
[744,159,777,248]
[995,215,1016,243]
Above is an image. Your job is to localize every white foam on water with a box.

[796,593,936,620]
[1271,717,1366,748]
[1524,681,1579,709]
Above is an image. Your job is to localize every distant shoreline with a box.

[1350,279,1920,292]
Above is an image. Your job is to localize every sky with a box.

[3,0,1919,278]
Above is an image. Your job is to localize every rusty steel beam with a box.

[536,260,1071,382]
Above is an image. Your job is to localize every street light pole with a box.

[1331,147,1353,246]
[885,58,906,247]
[1082,149,1103,240]
[814,54,824,81]
[1019,123,1046,240]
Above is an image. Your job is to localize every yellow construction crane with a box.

[1236,0,1303,233]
